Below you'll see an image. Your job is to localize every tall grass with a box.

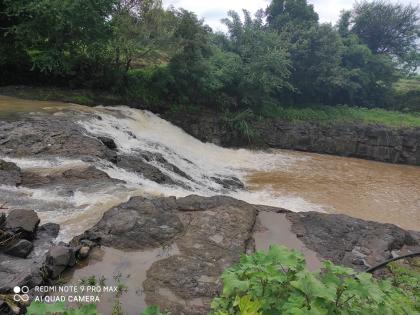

[260,104,420,128]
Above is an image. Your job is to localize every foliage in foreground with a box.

[26,302,167,315]
[23,246,420,315]
[211,245,419,315]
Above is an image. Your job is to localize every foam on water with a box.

[78,106,320,208]
[1,105,323,240]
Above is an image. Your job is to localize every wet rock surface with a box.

[73,195,420,315]
[0,209,91,313]
[5,209,40,240]
[0,160,22,186]
[0,116,117,162]
[167,111,420,166]
[21,166,123,189]
[76,195,256,314]
[79,196,184,250]
[116,154,177,185]
[286,211,420,271]
[144,196,257,315]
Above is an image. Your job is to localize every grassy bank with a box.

[261,104,420,128]
[1,85,420,129]
[0,86,124,107]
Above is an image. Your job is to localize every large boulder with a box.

[45,245,76,278]
[4,239,34,258]
[0,160,22,186]
[5,209,40,240]
[80,196,184,250]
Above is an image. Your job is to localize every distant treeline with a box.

[0,0,419,112]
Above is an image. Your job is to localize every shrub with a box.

[211,245,418,315]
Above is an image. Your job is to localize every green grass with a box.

[394,77,420,94]
[260,104,420,128]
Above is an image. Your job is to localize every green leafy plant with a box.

[211,245,419,315]
[140,305,169,315]
[388,260,420,311]
[26,302,99,315]
[222,109,260,143]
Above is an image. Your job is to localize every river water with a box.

[0,95,419,235]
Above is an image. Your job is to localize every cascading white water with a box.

[2,98,420,236]
[78,106,321,208]
[0,105,322,240]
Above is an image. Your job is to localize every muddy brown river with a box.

[247,150,420,231]
[1,94,419,231]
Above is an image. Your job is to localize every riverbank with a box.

[1,192,419,314]
[1,85,420,166]
[168,110,420,165]
[1,95,419,314]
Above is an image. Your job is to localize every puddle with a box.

[254,211,323,271]
[60,245,180,315]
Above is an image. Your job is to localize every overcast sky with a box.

[163,0,417,31]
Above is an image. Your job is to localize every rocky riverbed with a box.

[0,96,419,314]
[1,194,419,314]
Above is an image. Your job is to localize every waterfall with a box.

[0,105,320,240]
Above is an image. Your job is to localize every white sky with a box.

[163,0,418,31]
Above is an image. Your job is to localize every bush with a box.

[211,245,418,315]
[125,66,172,105]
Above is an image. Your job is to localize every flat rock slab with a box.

[77,195,257,315]
[286,211,420,270]
[21,166,123,189]
[144,197,256,315]
[74,195,420,315]
[81,196,184,250]
[0,116,116,162]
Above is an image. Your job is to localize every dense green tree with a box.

[285,24,344,104]
[334,34,398,106]
[344,0,420,72]
[165,9,214,105]
[266,1,344,105]
[212,10,292,111]
[111,0,176,73]
[266,0,318,30]
[3,0,117,87]
[0,0,33,85]
[1,0,417,110]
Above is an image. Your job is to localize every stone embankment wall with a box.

[167,112,420,166]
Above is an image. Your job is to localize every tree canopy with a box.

[0,0,419,110]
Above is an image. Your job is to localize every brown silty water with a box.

[246,150,420,231]
[1,95,420,313]
[1,94,419,231]
[55,245,180,315]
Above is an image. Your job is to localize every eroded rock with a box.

[70,195,420,315]
[0,116,117,162]
[21,166,122,188]
[0,160,22,186]
[286,211,420,270]
[116,155,177,185]
[5,209,40,240]
[45,245,76,278]
[80,196,184,250]
[4,239,34,258]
